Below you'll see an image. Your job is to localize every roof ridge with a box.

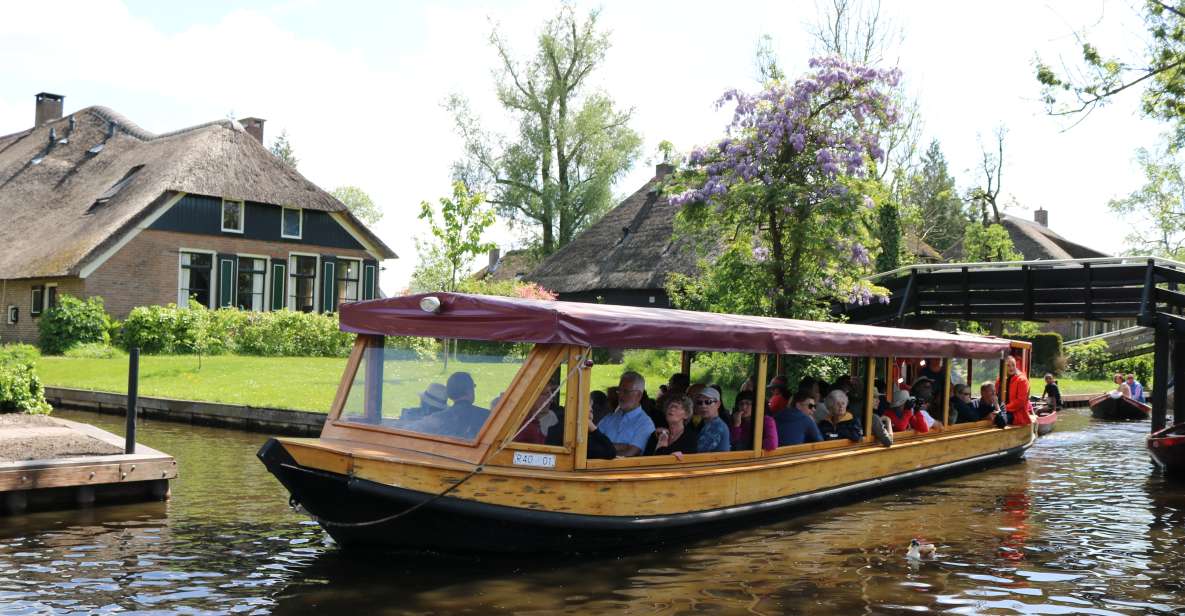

[83,106,238,142]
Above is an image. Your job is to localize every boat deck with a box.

[0,417,177,514]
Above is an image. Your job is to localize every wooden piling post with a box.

[126,347,139,454]
[1153,315,1169,433]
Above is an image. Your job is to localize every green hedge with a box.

[38,295,110,355]
[0,344,51,414]
[1064,339,1110,379]
[1108,354,1153,388]
[120,304,354,357]
[1005,332,1063,375]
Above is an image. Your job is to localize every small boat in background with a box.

[1036,409,1058,436]
[1147,423,1185,474]
[1089,392,1151,421]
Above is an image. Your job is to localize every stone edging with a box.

[43,387,325,436]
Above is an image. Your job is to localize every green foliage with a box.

[1005,332,1063,375]
[961,222,1022,262]
[269,130,298,168]
[1064,339,1111,379]
[900,139,967,253]
[38,295,110,355]
[448,6,642,254]
[0,344,51,414]
[875,200,902,273]
[418,181,497,292]
[1109,353,1154,388]
[1108,146,1185,258]
[63,342,126,360]
[332,185,383,226]
[121,304,353,357]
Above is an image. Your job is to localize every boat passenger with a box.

[597,372,656,457]
[586,415,617,460]
[708,383,733,426]
[950,384,975,422]
[644,396,698,457]
[910,377,936,410]
[589,390,611,423]
[767,384,789,416]
[658,372,691,412]
[515,382,560,444]
[961,382,1003,423]
[399,383,448,423]
[1112,373,1132,398]
[873,379,890,415]
[695,387,731,453]
[1125,374,1145,403]
[884,391,930,433]
[1003,356,1034,426]
[408,371,489,440]
[730,391,778,451]
[1042,374,1062,411]
[817,390,864,441]
[918,358,947,401]
[775,390,824,446]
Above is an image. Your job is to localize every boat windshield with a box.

[340,338,530,441]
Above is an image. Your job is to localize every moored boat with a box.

[1036,409,1058,436]
[1147,423,1185,474]
[1089,392,1152,421]
[258,293,1037,553]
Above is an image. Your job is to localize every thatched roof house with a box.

[472,249,539,283]
[1,93,395,345]
[944,209,1108,262]
[526,164,699,308]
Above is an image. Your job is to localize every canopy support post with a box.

[753,355,768,457]
[681,351,692,376]
[864,357,876,443]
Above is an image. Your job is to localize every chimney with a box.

[240,117,265,143]
[35,92,64,126]
[1034,207,1048,227]
[488,247,501,270]
[655,163,675,178]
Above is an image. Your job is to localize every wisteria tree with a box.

[665,57,901,320]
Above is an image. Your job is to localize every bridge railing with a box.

[871,255,1185,282]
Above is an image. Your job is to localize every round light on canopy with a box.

[419,296,442,314]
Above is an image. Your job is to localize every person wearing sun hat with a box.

[398,382,449,423]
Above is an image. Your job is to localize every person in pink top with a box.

[730,391,778,451]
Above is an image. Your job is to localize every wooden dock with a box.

[0,417,176,514]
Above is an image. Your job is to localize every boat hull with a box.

[258,435,1031,553]
[1089,394,1151,421]
[1147,423,1185,474]
[1036,411,1057,436]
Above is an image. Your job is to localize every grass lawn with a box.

[1056,378,1118,396]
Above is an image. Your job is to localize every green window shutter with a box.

[271,260,287,310]
[218,256,236,308]
[363,262,377,300]
[322,259,336,313]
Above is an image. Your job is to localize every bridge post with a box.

[1153,315,1169,433]
[1139,258,1155,325]
[897,268,917,325]
[1174,324,1185,429]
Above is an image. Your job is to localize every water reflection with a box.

[0,409,1182,614]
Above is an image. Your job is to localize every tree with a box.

[331,186,382,226]
[449,6,642,255]
[407,240,454,293]
[875,201,903,273]
[900,139,966,252]
[962,222,1021,263]
[666,58,901,319]
[1108,145,1185,258]
[418,181,497,292]
[269,130,298,168]
[967,127,1006,224]
[1037,1,1185,142]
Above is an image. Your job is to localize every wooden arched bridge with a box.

[835,256,1185,432]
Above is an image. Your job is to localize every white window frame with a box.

[177,248,217,309]
[221,199,245,234]
[44,283,58,312]
[287,252,320,312]
[335,256,362,305]
[235,253,270,312]
[30,286,43,316]
[281,206,303,240]
[6,305,16,325]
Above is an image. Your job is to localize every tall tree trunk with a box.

[766,194,789,317]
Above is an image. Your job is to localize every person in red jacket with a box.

[884,391,932,433]
[1002,355,1034,426]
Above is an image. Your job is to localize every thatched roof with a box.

[526,166,699,294]
[0,106,394,279]
[472,249,538,282]
[904,231,943,263]
[943,214,1109,262]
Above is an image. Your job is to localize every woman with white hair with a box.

[817,389,864,442]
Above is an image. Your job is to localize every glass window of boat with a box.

[341,337,531,442]
[511,364,568,446]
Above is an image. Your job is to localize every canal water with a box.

[2,409,1183,615]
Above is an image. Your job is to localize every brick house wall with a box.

[0,277,85,344]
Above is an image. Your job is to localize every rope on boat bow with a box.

[305,347,593,528]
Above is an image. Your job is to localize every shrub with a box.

[38,295,110,355]
[0,344,51,414]
[121,304,191,354]
[1005,332,1063,375]
[64,342,126,360]
[1108,353,1153,387]
[1064,339,1111,379]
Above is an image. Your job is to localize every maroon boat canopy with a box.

[339,293,1011,359]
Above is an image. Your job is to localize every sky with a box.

[0,0,1164,294]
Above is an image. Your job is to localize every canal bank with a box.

[1,407,1182,614]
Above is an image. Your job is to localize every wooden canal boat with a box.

[1036,407,1058,436]
[258,293,1037,552]
[1147,423,1185,474]
[1089,392,1152,421]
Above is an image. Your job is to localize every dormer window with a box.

[282,206,302,239]
[89,165,144,211]
[222,199,244,233]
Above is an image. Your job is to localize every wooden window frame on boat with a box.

[322,335,571,466]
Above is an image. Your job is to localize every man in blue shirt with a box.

[1125,374,1145,403]
[596,371,656,457]
[775,389,824,446]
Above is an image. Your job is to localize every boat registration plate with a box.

[512,451,556,468]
